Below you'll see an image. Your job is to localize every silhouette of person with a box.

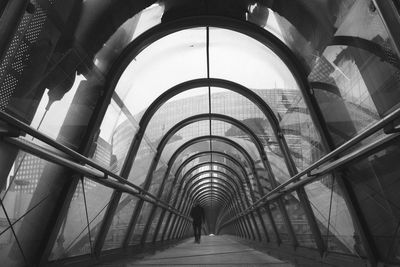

[190,201,205,243]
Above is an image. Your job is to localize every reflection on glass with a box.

[270,202,290,243]
[0,151,76,263]
[345,140,400,261]
[309,0,400,146]
[283,193,316,248]
[92,99,138,174]
[127,140,156,187]
[259,207,278,242]
[146,208,162,243]
[103,194,138,251]
[129,202,153,245]
[115,28,207,121]
[0,225,25,266]
[209,28,297,90]
[94,4,165,74]
[50,181,90,260]
[304,175,364,256]
[30,76,83,139]
[155,211,170,242]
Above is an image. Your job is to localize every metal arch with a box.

[172,160,255,222]
[104,15,310,196]
[153,156,256,243]
[178,162,248,193]
[174,151,250,189]
[150,117,296,244]
[112,30,310,250]
[170,161,259,240]
[197,194,226,206]
[120,78,294,182]
[161,137,270,243]
[330,36,400,69]
[197,196,225,207]
[155,159,259,243]
[176,163,253,214]
[183,180,258,241]
[174,186,253,241]
[123,134,255,246]
[155,112,282,188]
[186,179,239,203]
[190,187,255,240]
[182,170,246,197]
[177,157,248,189]
[97,14,330,252]
[174,150,247,179]
[191,185,232,204]
[178,164,252,211]
[141,151,248,244]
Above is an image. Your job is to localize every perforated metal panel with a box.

[0,0,55,111]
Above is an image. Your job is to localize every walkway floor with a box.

[99,235,293,266]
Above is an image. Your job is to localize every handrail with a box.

[222,104,400,224]
[2,137,189,219]
[249,105,400,210]
[0,110,177,210]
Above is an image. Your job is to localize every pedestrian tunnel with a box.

[0,1,400,266]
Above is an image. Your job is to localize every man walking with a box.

[190,201,205,243]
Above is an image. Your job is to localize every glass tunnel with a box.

[0,0,400,266]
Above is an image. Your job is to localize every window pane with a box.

[304,175,364,256]
[309,0,400,146]
[102,194,138,251]
[209,28,298,90]
[344,138,400,261]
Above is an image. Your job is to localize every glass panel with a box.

[259,206,278,242]
[170,140,211,175]
[159,120,210,163]
[29,75,84,139]
[94,4,165,73]
[211,120,261,162]
[160,173,175,202]
[49,181,90,260]
[163,213,176,241]
[145,207,162,243]
[209,88,291,185]
[127,139,156,187]
[210,87,277,147]
[283,192,316,248]
[0,225,26,267]
[269,202,290,243]
[50,178,114,259]
[129,202,153,245]
[155,211,169,242]
[309,0,400,146]
[253,213,265,241]
[0,151,80,263]
[209,28,298,90]
[102,194,138,251]
[147,161,168,196]
[92,99,138,173]
[279,96,325,170]
[344,139,400,261]
[143,88,209,147]
[84,179,114,251]
[304,175,364,256]
[115,28,207,123]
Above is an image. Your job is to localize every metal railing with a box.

[221,104,400,226]
[0,110,190,219]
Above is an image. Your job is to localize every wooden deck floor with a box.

[98,235,293,266]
